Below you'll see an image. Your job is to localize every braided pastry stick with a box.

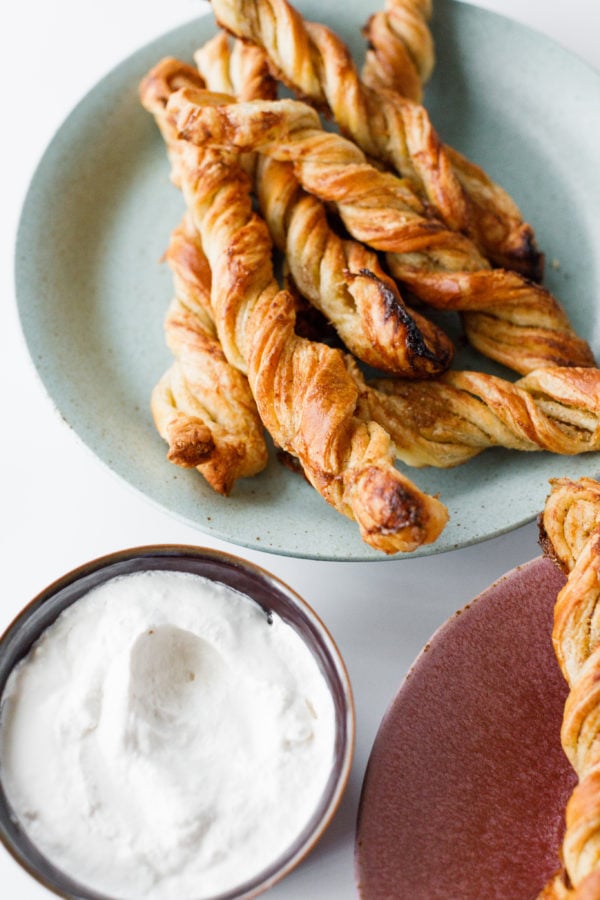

[194,35,454,377]
[141,65,449,554]
[168,89,595,375]
[541,477,600,575]
[535,478,600,898]
[194,34,341,349]
[360,366,600,467]
[146,54,332,490]
[147,42,276,494]
[152,216,269,494]
[254,155,454,376]
[359,0,546,289]
[361,0,434,102]
[210,0,543,279]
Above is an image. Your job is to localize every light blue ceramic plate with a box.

[15,0,600,561]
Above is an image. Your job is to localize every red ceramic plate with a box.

[355,557,576,899]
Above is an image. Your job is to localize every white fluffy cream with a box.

[0,570,336,899]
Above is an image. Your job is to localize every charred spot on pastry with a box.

[387,482,424,529]
[357,268,446,364]
[502,226,545,283]
[360,467,424,532]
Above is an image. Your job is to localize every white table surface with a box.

[2,1,599,897]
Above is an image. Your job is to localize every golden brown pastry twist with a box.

[541,477,600,575]
[194,35,454,377]
[361,0,434,102]
[146,44,275,495]
[147,52,328,492]
[254,154,454,376]
[168,89,594,375]
[537,478,600,898]
[152,216,269,494]
[141,61,449,554]
[209,0,543,279]
[361,366,600,467]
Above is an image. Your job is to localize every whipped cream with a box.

[0,570,336,899]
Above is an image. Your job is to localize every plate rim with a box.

[354,553,574,896]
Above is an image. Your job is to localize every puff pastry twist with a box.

[144,51,318,493]
[210,0,542,278]
[362,367,600,467]
[254,154,454,376]
[361,0,434,102]
[145,44,277,495]
[141,61,449,553]
[541,478,600,575]
[537,478,600,898]
[194,38,454,377]
[152,216,269,494]
[168,89,594,375]
[147,43,275,494]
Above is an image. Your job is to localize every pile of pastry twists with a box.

[140,0,600,554]
[538,477,600,898]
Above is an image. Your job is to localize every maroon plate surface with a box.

[355,557,576,899]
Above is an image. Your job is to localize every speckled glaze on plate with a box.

[14,1,600,560]
[355,556,575,898]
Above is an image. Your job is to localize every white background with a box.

[2,1,599,898]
